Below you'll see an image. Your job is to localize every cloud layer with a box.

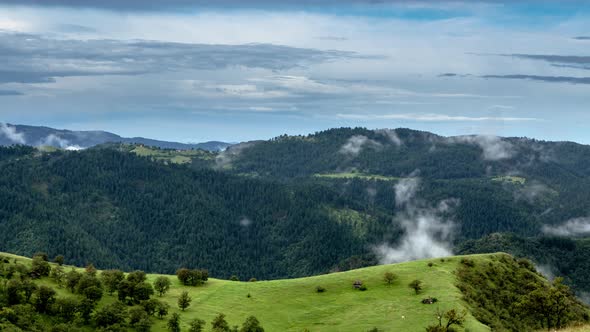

[0,32,360,85]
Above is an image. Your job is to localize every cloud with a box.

[514,181,552,203]
[0,32,361,85]
[0,0,514,11]
[316,36,349,41]
[54,23,97,33]
[0,90,23,96]
[0,123,26,144]
[38,134,83,150]
[535,264,556,281]
[482,74,590,85]
[375,174,457,264]
[375,128,402,147]
[449,135,515,161]
[548,218,590,236]
[337,113,538,122]
[505,54,590,66]
[573,36,590,40]
[542,217,590,237]
[339,135,381,156]
[394,176,420,207]
[215,141,258,169]
[239,217,252,227]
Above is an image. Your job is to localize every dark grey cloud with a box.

[473,53,590,70]
[0,90,23,96]
[482,74,590,84]
[507,54,590,65]
[573,36,590,40]
[0,32,362,86]
[438,73,472,77]
[439,72,590,84]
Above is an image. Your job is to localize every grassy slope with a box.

[131,145,214,165]
[314,172,400,181]
[2,252,496,332]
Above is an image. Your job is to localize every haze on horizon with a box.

[0,0,589,144]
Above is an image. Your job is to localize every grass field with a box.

[314,172,400,182]
[491,175,526,185]
[2,252,493,332]
[131,145,214,165]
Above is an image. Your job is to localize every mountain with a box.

[1,251,587,331]
[1,127,590,294]
[0,123,233,151]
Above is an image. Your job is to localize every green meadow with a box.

[2,252,491,332]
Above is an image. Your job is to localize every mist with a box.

[375,129,402,147]
[0,123,26,144]
[375,173,458,264]
[450,135,515,161]
[215,141,257,169]
[514,181,552,203]
[339,135,380,156]
[542,217,590,236]
[38,134,83,151]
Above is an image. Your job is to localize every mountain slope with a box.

[0,123,232,151]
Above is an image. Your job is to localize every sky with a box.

[0,0,590,143]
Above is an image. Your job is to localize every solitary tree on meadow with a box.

[178,290,192,311]
[383,271,397,285]
[409,279,423,294]
[154,276,172,296]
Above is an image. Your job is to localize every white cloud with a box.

[38,133,83,150]
[339,135,381,156]
[375,174,458,264]
[337,113,538,122]
[449,135,515,160]
[0,123,26,144]
[375,128,402,146]
[542,217,590,237]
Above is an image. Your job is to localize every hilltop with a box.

[1,252,588,331]
[0,123,232,152]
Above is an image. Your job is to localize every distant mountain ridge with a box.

[0,123,233,151]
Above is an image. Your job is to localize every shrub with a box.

[177,268,209,286]
[409,279,423,294]
[460,258,475,267]
[421,297,438,304]
[383,272,397,285]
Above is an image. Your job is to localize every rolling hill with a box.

[1,251,588,331]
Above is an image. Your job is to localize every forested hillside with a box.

[458,233,590,294]
[1,127,590,293]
